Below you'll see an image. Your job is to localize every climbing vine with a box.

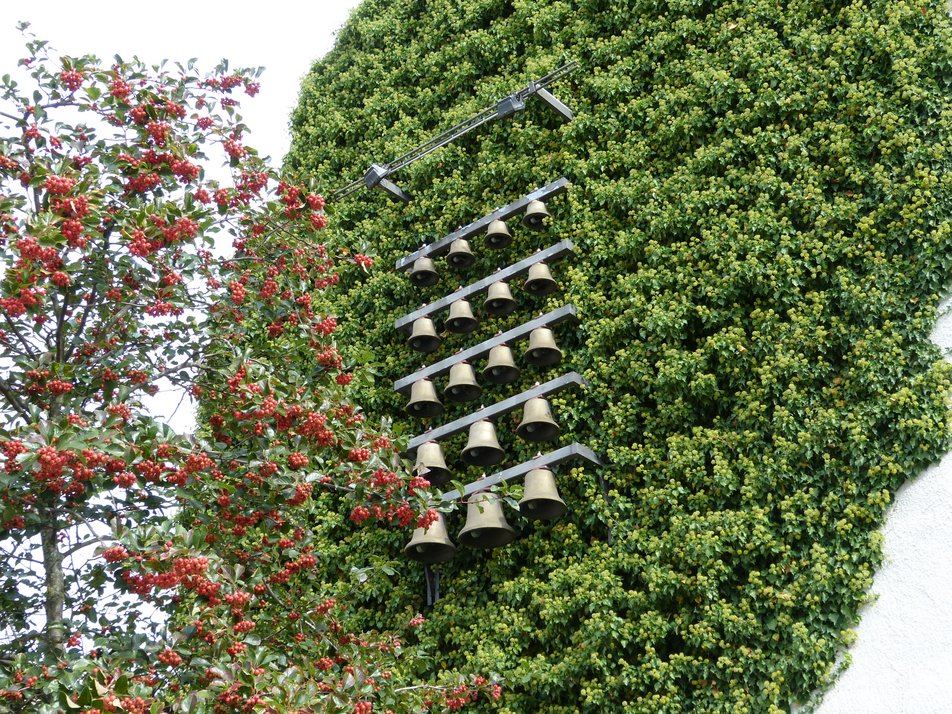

[283,1,952,711]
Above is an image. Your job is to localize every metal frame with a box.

[406,371,587,454]
[394,304,578,393]
[395,240,575,332]
[395,177,570,271]
[439,442,602,501]
[332,63,579,202]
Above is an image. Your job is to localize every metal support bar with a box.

[332,62,578,202]
[395,240,575,332]
[394,304,578,393]
[406,371,587,454]
[439,442,602,502]
[395,178,570,271]
[535,87,574,121]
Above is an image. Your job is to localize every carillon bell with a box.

[482,344,521,385]
[483,281,517,316]
[408,317,442,353]
[414,441,451,486]
[524,327,562,367]
[516,396,560,442]
[446,238,475,269]
[485,219,513,249]
[445,299,478,333]
[444,361,482,402]
[461,419,506,466]
[522,200,551,229]
[406,378,443,418]
[408,256,438,287]
[523,262,558,296]
[404,512,456,563]
[519,466,567,520]
[457,492,517,548]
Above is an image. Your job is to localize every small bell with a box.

[516,396,560,442]
[485,219,513,249]
[522,199,551,229]
[408,256,438,287]
[483,281,517,316]
[446,238,475,269]
[445,299,478,334]
[444,361,482,402]
[461,419,506,466]
[457,492,517,548]
[414,441,451,486]
[523,262,558,296]
[404,513,456,563]
[519,467,567,520]
[523,327,563,367]
[482,344,521,385]
[406,378,443,419]
[408,317,442,353]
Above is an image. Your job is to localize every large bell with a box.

[408,317,442,353]
[483,281,517,316]
[408,256,438,287]
[446,238,475,269]
[522,200,551,229]
[516,397,560,442]
[457,492,517,549]
[523,262,558,296]
[404,513,456,563]
[445,299,478,334]
[519,467,567,520]
[523,327,563,367]
[444,361,482,402]
[482,344,521,385]
[414,441,451,486]
[485,219,513,249]
[406,378,443,419]
[460,419,506,466]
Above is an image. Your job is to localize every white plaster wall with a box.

[815,302,952,714]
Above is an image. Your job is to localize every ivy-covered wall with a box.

[284,1,952,711]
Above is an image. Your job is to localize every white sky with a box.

[0,0,364,165]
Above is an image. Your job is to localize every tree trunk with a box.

[40,519,65,654]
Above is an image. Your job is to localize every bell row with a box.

[408,303,563,355]
[407,200,552,287]
[412,407,559,485]
[404,475,567,564]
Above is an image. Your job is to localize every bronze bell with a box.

[446,238,475,269]
[483,344,521,385]
[522,199,551,229]
[485,219,513,249]
[524,327,563,367]
[404,513,456,563]
[408,317,442,353]
[461,419,506,466]
[519,467,567,520]
[444,361,482,402]
[516,396,560,442]
[458,492,517,548]
[406,378,443,418]
[408,256,438,287]
[483,281,517,316]
[445,299,478,334]
[523,262,558,296]
[414,441,451,486]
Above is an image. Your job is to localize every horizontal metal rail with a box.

[395,177,570,271]
[395,240,575,332]
[406,371,587,454]
[394,304,578,393]
[439,442,602,502]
